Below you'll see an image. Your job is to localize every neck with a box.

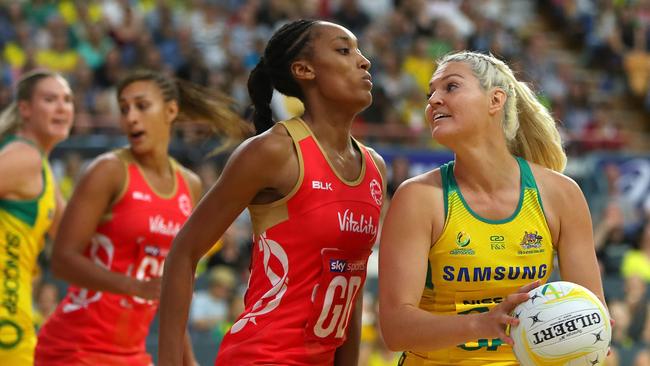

[16,130,52,154]
[130,146,171,176]
[452,142,519,193]
[301,108,355,153]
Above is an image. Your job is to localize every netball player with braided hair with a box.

[158,19,386,365]
[0,70,73,365]
[378,51,607,365]
[34,69,248,366]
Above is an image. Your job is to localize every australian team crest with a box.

[518,231,544,255]
[520,231,542,249]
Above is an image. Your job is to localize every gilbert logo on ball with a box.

[509,281,611,366]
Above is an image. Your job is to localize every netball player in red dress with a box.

[35,70,247,366]
[158,20,386,366]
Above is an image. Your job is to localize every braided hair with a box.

[247,19,318,134]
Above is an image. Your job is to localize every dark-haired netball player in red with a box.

[35,70,248,366]
[158,20,386,366]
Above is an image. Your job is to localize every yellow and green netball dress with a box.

[401,157,554,366]
[0,135,56,365]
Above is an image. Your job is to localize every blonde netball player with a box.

[35,70,248,366]
[378,51,607,365]
[159,19,386,366]
[0,70,73,365]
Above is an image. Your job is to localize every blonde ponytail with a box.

[510,80,566,172]
[438,51,567,172]
[0,102,21,140]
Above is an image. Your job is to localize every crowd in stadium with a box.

[0,0,648,365]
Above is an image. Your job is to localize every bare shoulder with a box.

[221,123,298,195]
[401,168,442,191]
[85,151,125,175]
[177,164,202,200]
[231,123,295,165]
[527,162,584,200]
[0,141,43,197]
[0,140,42,170]
[392,168,443,207]
[78,151,127,192]
[385,168,445,238]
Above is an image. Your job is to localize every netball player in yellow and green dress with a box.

[0,70,73,365]
[378,51,608,365]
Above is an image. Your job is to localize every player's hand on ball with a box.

[477,280,541,345]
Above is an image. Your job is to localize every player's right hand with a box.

[477,280,540,345]
[133,277,162,300]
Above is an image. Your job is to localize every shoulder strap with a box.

[516,156,538,191]
[278,117,311,142]
[515,156,546,214]
[0,134,44,156]
[439,161,455,220]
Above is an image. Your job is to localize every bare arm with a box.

[50,154,156,298]
[158,131,297,365]
[552,175,607,305]
[378,176,530,352]
[182,329,197,366]
[180,168,203,366]
[0,141,43,199]
[47,185,66,240]
[334,290,364,366]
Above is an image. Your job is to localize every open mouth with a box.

[130,131,145,139]
[434,113,450,121]
[51,118,70,125]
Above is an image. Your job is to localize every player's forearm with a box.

[158,246,196,366]
[380,303,481,352]
[182,328,197,366]
[51,249,135,295]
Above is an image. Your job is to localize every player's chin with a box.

[350,94,372,114]
[49,126,72,144]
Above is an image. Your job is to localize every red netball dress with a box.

[35,149,194,366]
[215,118,384,365]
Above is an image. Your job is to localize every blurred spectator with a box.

[76,23,114,70]
[189,266,236,333]
[402,36,436,94]
[579,106,625,152]
[594,201,632,276]
[189,1,228,69]
[387,156,412,199]
[34,16,78,73]
[57,152,84,200]
[622,221,650,283]
[33,281,60,330]
[375,53,416,102]
[195,160,220,194]
[206,220,250,275]
[358,293,400,366]
[332,0,371,37]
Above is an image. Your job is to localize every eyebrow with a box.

[429,73,465,88]
[118,94,150,102]
[40,91,72,98]
[330,35,357,44]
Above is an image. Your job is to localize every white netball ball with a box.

[510,281,611,366]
